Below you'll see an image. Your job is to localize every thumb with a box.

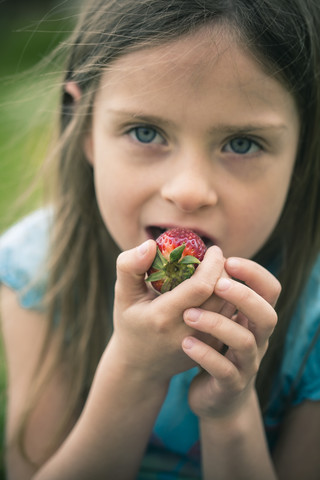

[115,239,157,304]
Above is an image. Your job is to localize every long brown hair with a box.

[19,0,320,461]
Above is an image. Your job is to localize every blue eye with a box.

[128,126,164,144]
[224,137,261,155]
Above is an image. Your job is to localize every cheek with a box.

[92,161,124,228]
[227,182,290,258]
[92,161,150,249]
[94,171,133,224]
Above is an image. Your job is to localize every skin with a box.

[3,25,320,480]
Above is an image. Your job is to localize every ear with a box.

[64,81,81,102]
[64,82,95,166]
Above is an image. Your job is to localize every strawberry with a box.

[146,227,207,293]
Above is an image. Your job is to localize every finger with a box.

[214,277,278,348]
[155,245,225,315]
[184,309,258,373]
[200,268,236,318]
[182,336,241,388]
[115,240,157,304]
[225,257,281,307]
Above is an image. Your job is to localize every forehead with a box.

[95,25,298,128]
[99,26,244,89]
[111,26,234,76]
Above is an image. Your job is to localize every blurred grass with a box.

[0,6,74,477]
[0,9,72,230]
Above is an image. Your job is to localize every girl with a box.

[1,0,320,478]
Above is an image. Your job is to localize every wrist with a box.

[100,334,171,395]
[199,389,276,480]
[199,388,260,436]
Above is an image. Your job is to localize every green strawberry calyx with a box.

[146,243,201,293]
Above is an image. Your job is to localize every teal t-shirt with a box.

[1,209,320,479]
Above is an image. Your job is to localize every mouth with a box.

[146,226,215,249]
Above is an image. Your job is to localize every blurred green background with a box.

[0,1,76,476]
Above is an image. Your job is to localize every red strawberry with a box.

[146,227,207,293]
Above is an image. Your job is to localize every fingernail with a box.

[227,257,239,269]
[212,245,223,256]
[185,308,201,322]
[138,240,149,256]
[182,337,195,349]
[216,278,232,291]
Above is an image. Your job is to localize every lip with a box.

[145,224,216,249]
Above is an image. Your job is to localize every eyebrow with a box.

[209,123,288,136]
[107,109,175,129]
[107,109,288,135]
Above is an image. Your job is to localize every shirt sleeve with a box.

[0,209,52,311]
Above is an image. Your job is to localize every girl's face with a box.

[85,27,299,259]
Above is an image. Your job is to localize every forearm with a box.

[200,390,277,480]
[34,337,169,480]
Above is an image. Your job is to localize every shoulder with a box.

[0,208,53,310]
[279,254,320,402]
[296,254,320,312]
[264,256,320,446]
[287,255,320,357]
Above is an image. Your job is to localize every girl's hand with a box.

[111,241,229,383]
[181,257,281,419]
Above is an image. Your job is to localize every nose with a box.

[161,153,218,213]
